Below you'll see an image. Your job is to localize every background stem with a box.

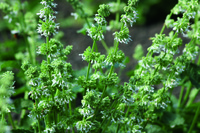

[188,105,200,133]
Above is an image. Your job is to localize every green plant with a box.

[0,0,200,132]
[0,71,15,133]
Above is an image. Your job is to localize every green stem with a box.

[101,40,109,53]
[35,100,41,132]
[160,11,173,35]
[178,86,185,108]
[20,91,29,120]
[98,99,118,128]
[178,76,188,107]
[8,112,15,129]
[116,0,120,21]
[19,3,34,64]
[186,89,200,107]
[38,119,41,133]
[84,40,96,95]
[147,11,173,57]
[197,53,200,65]
[125,105,130,118]
[93,42,119,129]
[102,101,121,133]
[1,113,4,124]
[46,36,52,129]
[46,36,50,64]
[69,101,74,133]
[80,8,109,53]
[83,15,91,28]
[115,124,119,133]
[86,41,96,80]
[188,105,200,133]
[100,41,119,100]
[102,120,110,133]
[181,81,192,107]
[98,90,123,129]
[24,36,33,64]
[114,0,120,50]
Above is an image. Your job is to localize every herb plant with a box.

[0,0,200,133]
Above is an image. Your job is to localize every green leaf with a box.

[186,88,200,107]
[19,114,36,130]
[77,23,88,35]
[14,98,33,113]
[181,63,200,89]
[145,124,164,133]
[170,94,179,109]
[74,66,89,78]
[133,44,144,60]
[72,85,84,93]
[0,60,20,71]
[13,86,29,96]
[187,102,200,109]
[124,56,130,64]
[162,112,185,128]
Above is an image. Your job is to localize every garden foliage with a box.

[0,0,200,133]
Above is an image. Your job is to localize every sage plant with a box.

[22,0,74,132]
[1,0,200,132]
[0,71,15,133]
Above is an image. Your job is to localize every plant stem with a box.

[186,89,200,107]
[19,2,34,64]
[80,8,109,53]
[69,101,74,133]
[23,36,33,64]
[116,0,120,22]
[160,11,172,35]
[101,39,109,53]
[181,81,192,107]
[93,41,119,130]
[178,76,188,107]
[147,11,173,57]
[115,124,119,133]
[46,36,50,64]
[46,36,52,129]
[20,91,29,120]
[100,41,119,100]
[188,105,200,133]
[84,40,96,95]
[1,113,4,124]
[8,112,15,129]
[38,119,41,133]
[35,100,41,132]
[178,86,185,108]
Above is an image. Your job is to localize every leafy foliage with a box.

[0,0,200,133]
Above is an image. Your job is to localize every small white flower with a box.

[40,1,47,6]
[71,12,78,20]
